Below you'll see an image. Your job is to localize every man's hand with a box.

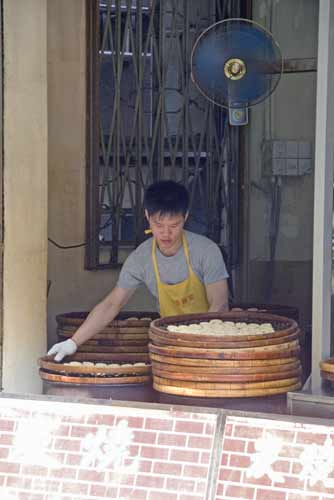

[47,339,77,362]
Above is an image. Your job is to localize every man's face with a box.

[145,210,187,255]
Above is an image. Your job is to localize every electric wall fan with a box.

[191,18,283,125]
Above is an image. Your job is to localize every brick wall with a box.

[0,396,333,500]
[216,415,334,500]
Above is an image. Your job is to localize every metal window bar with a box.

[86,0,241,269]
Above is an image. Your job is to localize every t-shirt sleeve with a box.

[201,241,229,284]
[116,249,145,289]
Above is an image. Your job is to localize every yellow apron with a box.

[152,233,209,316]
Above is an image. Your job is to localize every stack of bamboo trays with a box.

[56,311,158,355]
[38,352,151,385]
[319,357,334,385]
[149,312,302,398]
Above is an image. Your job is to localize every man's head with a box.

[144,180,189,255]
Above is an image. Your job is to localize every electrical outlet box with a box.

[263,140,313,176]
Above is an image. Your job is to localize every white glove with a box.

[47,339,77,362]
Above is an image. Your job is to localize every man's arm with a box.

[206,279,229,312]
[48,286,135,361]
[71,286,135,346]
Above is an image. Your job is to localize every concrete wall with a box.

[2,0,48,393]
[239,0,318,333]
[47,0,155,347]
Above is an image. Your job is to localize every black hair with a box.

[144,180,189,217]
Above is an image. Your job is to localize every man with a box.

[48,180,229,361]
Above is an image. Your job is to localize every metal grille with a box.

[86,0,241,269]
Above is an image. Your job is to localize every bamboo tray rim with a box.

[153,381,302,398]
[39,369,152,385]
[39,356,151,376]
[149,330,300,348]
[151,360,301,375]
[56,311,159,327]
[150,311,298,342]
[149,353,299,367]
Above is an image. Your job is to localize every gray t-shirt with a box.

[117,230,228,301]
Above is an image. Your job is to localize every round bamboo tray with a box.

[153,380,302,398]
[319,357,334,373]
[39,355,151,377]
[152,364,302,383]
[149,340,300,360]
[230,303,299,321]
[56,311,158,328]
[39,370,151,385]
[149,329,300,349]
[149,311,298,344]
[58,325,149,338]
[149,352,299,367]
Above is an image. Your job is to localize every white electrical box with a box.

[263,140,313,176]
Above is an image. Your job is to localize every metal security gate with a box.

[86,0,242,269]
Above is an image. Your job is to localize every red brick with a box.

[54,437,81,452]
[20,464,47,476]
[166,477,195,493]
[136,474,165,489]
[187,436,212,450]
[296,431,328,445]
[256,489,286,500]
[234,425,264,439]
[175,421,204,434]
[66,452,81,466]
[247,441,256,454]
[137,459,152,473]
[195,481,207,494]
[32,478,59,492]
[223,438,246,453]
[219,467,242,482]
[148,491,178,500]
[243,474,272,487]
[229,454,251,468]
[89,484,107,497]
[119,487,148,499]
[0,419,15,432]
[157,433,187,447]
[272,460,290,474]
[61,481,89,495]
[153,461,182,475]
[133,430,157,444]
[224,423,233,436]
[141,445,169,460]
[49,466,76,479]
[216,482,225,496]
[54,423,70,436]
[225,484,255,499]
[280,445,303,459]
[205,422,215,435]
[170,449,200,463]
[17,493,44,500]
[86,414,115,426]
[0,447,9,459]
[201,451,211,464]
[271,430,296,442]
[145,418,173,431]
[307,481,334,495]
[116,416,144,428]
[78,468,106,482]
[6,476,32,489]
[70,424,98,437]
[291,462,302,474]
[0,474,5,485]
[220,452,228,466]
[0,433,13,445]
[183,464,208,479]
[128,444,140,456]
[273,475,305,490]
